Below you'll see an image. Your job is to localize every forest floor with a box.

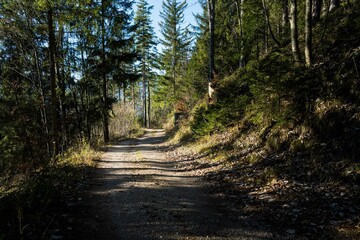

[48,129,298,240]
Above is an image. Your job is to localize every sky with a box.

[145,0,203,50]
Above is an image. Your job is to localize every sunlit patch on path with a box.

[61,129,276,240]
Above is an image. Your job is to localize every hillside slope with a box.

[169,5,360,239]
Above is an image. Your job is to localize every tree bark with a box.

[289,0,301,64]
[281,0,289,38]
[57,24,67,147]
[312,0,322,23]
[48,7,60,155]
[132,81,136,110]
[235,0,244,68]
[147,60,151,128]
[330,0,340,11]
[147,75,151,128]
[305,0,313,66]
[123,82,126,105]
[80,40,91,141]
[263,26,268,53]
[207,0,215,102]
[143,68,147,127]
[34,47,51,156]
[101,0,109,143]
[141,20,147,127]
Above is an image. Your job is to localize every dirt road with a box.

[57,129,276,240]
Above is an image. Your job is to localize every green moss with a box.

[247,154,261,165]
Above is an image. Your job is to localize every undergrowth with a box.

[170,5,360,238]
[0,141,99,239]
[109,103,143,141]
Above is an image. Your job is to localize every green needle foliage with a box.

[134,0,157,127]
[1,0,360,238]
[158,0,191,106]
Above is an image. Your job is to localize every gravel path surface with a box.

[62,129,276,240]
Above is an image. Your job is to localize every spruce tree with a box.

[134,0,156,128]
[159,0,190,104]
[86,0,137,142]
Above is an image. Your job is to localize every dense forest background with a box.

[1,0,360,239]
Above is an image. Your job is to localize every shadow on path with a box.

[54,129,276,240]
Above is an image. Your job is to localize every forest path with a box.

[59,129,275,240]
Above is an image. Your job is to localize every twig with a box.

[352,56,360,84]
[41,215,55,239]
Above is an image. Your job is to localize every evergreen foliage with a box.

[1,0,360,238]
[158,0,191,106]
[0,0,138,172]
[134,0,157,127]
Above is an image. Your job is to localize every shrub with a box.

[109,103,141,140]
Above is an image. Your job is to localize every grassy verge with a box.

[170,109,360,238]
[167,8,360,236]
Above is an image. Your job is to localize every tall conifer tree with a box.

[159,0,190,104]
[87,0,136,142]
[135,0,156,128]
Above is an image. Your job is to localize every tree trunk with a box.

[235,0,244,68]
[207,0,215,102]
[118,85,121,101]
[48,7,60,155]
[330,0,340,11]
[34,47,51,156]
[281,0,289,38]
[312,0,322,23]
[143,74,147,128]
[141,20,147,127]
[262,0,282,47]
[147,76,151,128]
[322,0,329,15]
[172,60,176,97]
[57,25,67,148]
[289,0,301,64]
[101,0,109,143]
[80,40,91,141]
[263,26,268,53]
[132,81,136,110]
[72,90,83,139]
[123,82,126,105]
[305,0,313,66]
[147,63,151,128]
[102,71,109,143]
